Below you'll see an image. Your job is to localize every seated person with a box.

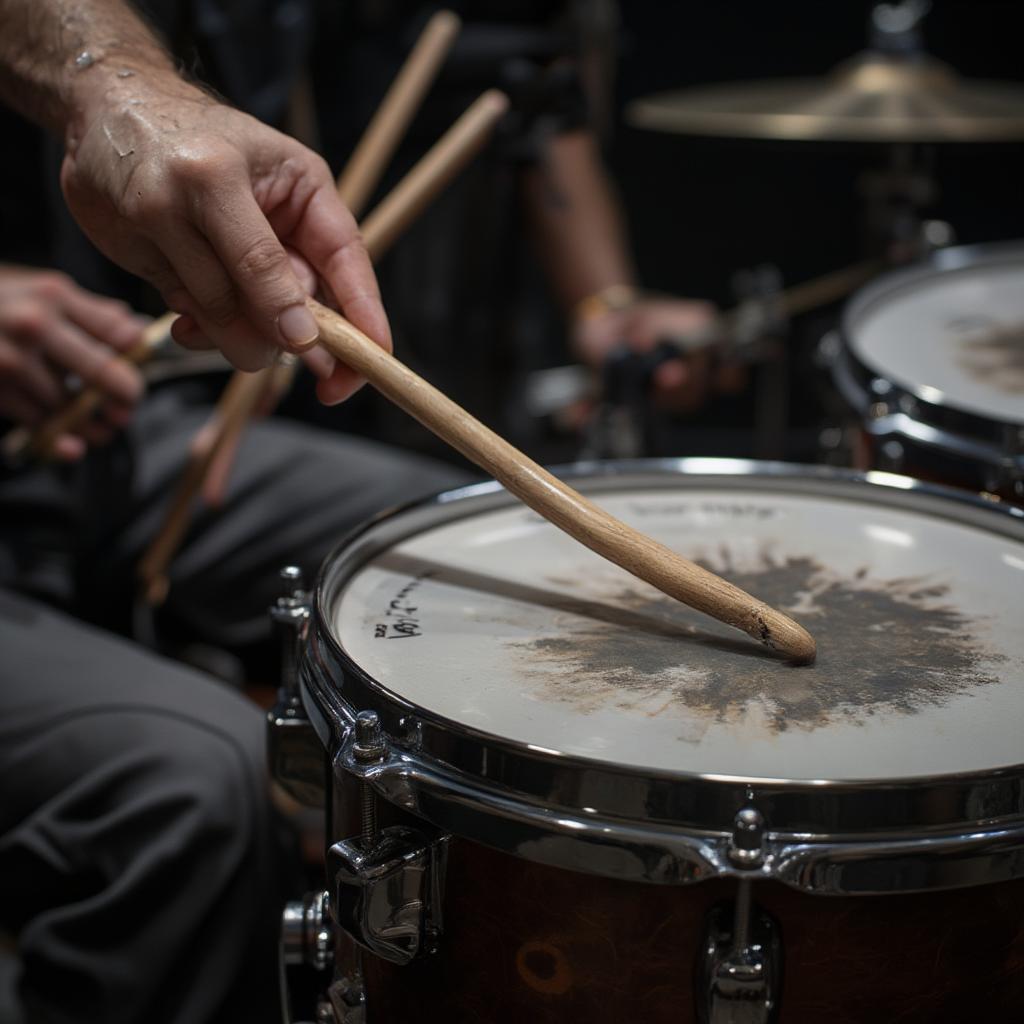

[0,1,466,1021]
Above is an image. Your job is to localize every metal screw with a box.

[270,565,309,696]
[352,711,386,850]
[353,710,387,764]
[280,563,303,589]
[729,805,766,868]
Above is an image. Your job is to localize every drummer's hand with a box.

[573,296,745,414]
[0,266,147,460]
[61,70,388,405]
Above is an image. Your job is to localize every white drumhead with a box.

[849,253,1024,424]
[331,484,1024,782]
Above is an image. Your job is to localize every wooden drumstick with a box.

[136,368,270,607]
[137,90,510,605]
[3,311,176,463]
[336,9,461,216]
[360,89,507,262]
[311,301,818,664]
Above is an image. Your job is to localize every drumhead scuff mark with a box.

[514,555,1005,734]
[955,321,1024,395]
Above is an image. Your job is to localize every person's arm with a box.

[521,130,636,309]
[0,0,383,404]
[523,129,730,410]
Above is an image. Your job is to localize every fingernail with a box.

[278,304,319,349]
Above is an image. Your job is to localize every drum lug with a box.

[267,566,324,807]
[328,825,449,966]
[282,890,333,971]
[697,879,781,1024]
[325,974,366,1023]
[728,804,766,868]
[698,804,781,1022]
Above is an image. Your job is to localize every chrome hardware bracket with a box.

[282,890,332,971]
[698,804,781,1023]
[268,566,324,806]
[326,974,366,1024]
[328,825,448,965]
[698,888,781,1024]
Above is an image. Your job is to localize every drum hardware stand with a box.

[579,342,680,460]
[698,804,782,1024]
[268,566,325,807]
[729,266,790,461]
[328,710,450,965]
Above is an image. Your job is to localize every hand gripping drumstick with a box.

[2,311,176,463]
[194,7,466,505]
[311,301,818,664]
[137,89,511,606]
[4,10,462,466]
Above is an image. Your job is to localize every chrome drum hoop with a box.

[301,459,1024,895]
[833,241,1024,473]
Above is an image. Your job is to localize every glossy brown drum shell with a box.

[358,835,1024,1024]
[852,429,1023,506]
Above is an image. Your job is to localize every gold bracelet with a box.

[573,283,639,323]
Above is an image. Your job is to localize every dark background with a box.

[611,1,1024,306]
[1,0,1021,464]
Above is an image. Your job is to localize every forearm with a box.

[0,0,182,138]
[522,129,637,313]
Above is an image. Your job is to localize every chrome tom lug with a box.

[267,566,324,807]
[328,824,449,965]
[330,709,450,965]
[698,805,782,1024]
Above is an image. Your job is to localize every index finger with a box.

[272,185,392,353]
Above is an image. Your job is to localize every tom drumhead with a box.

[304,462,1024,889]
[831,243,1024,494]
[844,243,1024,426]
[325,465,1024,784]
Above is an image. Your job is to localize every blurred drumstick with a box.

[3,311,176,463]
[311,301,817,664]
[138,89,510,604]
[136,369,270,607]
[663,260,882,356]
[336,9,461,215]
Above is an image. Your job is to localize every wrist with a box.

[65,60,207,153]
[572,283,640,325]
[62,19,194,142]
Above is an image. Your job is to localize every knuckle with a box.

[200,286,240,328]
[7,303,48,340]
[124,188,174,230]
[236,236,288,284]
[31,271,71,301]
[306,153,332,186]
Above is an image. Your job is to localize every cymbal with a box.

[627,53,1024,143]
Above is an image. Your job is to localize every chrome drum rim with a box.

[302,459,1024,892]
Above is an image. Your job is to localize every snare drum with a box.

[828,242,1024,501]
[292,461,1024,1023]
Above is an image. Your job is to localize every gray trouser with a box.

[0,391,471,1023]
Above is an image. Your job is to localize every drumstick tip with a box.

[752,606,817,665]
[480,89,511,118]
